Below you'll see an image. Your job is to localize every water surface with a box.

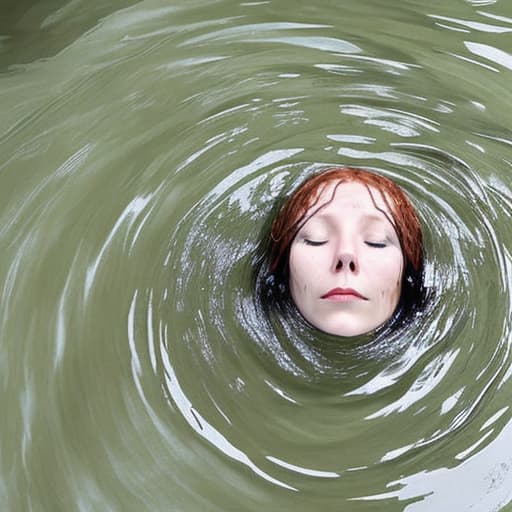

[2,0,512,510]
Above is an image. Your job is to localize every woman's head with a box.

[261,167,424,336]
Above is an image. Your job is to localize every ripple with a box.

[2,0,512,510]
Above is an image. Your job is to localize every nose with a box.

[334,252,359,274]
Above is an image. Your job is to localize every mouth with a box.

[321,287,368,301]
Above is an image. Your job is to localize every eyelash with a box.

[304,239,327,246]
[365,241,387,248]
[303,239,387,248]
[304,238,387,249]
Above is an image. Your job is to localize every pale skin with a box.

[288,180,404,336]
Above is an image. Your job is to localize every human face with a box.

[288,180,404,336]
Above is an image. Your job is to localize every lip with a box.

[321,287,368,302]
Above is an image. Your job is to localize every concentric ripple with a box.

[2,1,512,510]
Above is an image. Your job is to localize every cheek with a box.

[288,250,309,289]
[288,247,323,290]
[367,251,403,291]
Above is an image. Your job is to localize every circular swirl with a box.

[3,2,512,510]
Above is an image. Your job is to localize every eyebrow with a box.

[314,211,390,225]
[304,210,399,240]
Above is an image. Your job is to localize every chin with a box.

[321,325,373,337]
[314,317,385,337]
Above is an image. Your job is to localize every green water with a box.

[2,0,512,510]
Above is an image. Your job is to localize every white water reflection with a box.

[357,419,512,510]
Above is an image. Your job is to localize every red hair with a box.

[269,167,423,274]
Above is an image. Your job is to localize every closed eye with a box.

[365,241,387,248]
[304,239,327,246]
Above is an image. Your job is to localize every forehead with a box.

[310,179,394,218]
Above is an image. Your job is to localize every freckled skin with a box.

[289,181,403,337]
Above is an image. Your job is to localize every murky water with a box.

[2,0,512,510]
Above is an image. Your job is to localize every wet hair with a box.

[254,167,426,331]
